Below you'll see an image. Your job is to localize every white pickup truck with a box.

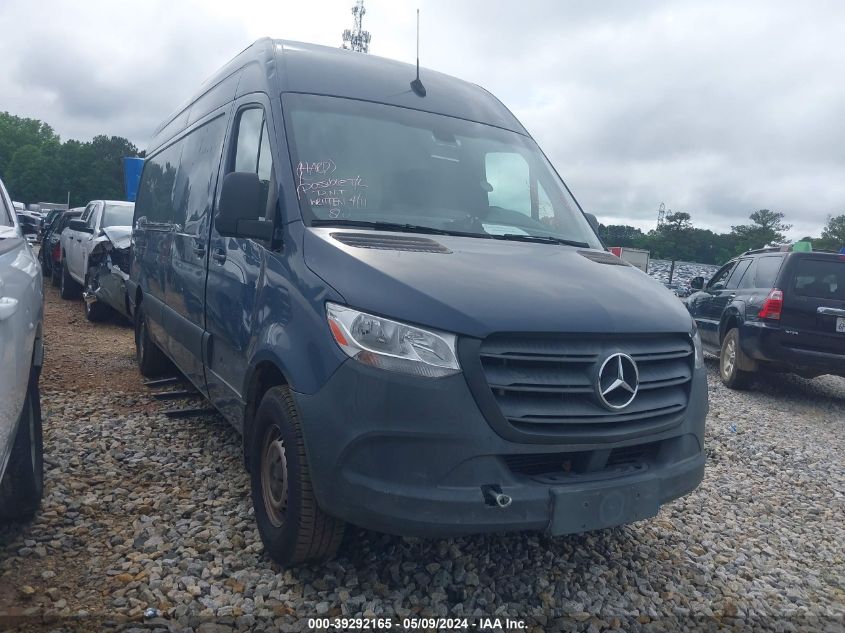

[59,199,134,321]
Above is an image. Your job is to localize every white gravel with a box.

[1,359,843,631]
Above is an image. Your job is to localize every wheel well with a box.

[720,315,740,344]
[242,361,288,471]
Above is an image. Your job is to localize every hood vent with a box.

[578,250,631,266]
[331,232,452,254]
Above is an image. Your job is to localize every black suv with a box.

[686,247,845,388]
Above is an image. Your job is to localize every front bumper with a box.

[294,360,707,537]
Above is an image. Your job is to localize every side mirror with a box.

[216,172,274,240]
[584,212,599,234]
[689,276,705,290]
[68,219,93,234]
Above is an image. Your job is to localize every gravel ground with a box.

[0,283,843,632]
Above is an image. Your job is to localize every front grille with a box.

[479,334,693,442]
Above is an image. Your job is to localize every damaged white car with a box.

[59,200,134,321]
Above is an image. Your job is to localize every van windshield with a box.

[283,94,601,248]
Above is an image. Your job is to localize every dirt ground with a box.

[39,282,143,395]
[0,281,171,627]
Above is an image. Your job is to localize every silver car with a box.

[0,177,44,520]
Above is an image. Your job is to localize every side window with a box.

[485,152,530,215]
[726,259,752,290]
[234,109,263,173]
[135,141,183,225]
[708,262,736,290]
[172,115,228,234]
[737,259,757,289]
[232,107,274,215]
[755,256,784,289]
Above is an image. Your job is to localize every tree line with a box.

[0,112,142,208]
[599,208,845,265]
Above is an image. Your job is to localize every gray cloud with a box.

[0,0,843,239]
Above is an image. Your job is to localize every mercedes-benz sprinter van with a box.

[129,39,708,565]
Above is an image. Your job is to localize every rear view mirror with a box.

[689,276,705,290]
[68,219,93,234]
[216,172,274,241]
[584,212,599,234]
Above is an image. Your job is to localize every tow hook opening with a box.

[481,484,512,508]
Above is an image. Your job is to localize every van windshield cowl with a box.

[283,93,602,249]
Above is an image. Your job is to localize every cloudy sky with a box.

[1,0,843,238]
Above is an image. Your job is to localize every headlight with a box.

[691,321,704,369]
[326,303,461,378]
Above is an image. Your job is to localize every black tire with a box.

[250,386,345,565]
[59,260,81,299]
[0,374,44,521]
[51,260,61,286]
[134,304,171,377]
[84,272,112,322]
[720,328,754,390]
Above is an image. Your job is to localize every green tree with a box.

[0,112,60,175]
[817,214,845,251]
[598,224,645,247]
[0,112,140,206]
[730,209,791,253]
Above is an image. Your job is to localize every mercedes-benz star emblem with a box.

[596,353,639,410]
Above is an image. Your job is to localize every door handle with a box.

[193,244,206,257]
[0,297,19,321]
[211,249,226,265]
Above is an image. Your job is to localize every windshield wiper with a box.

[311,219,469,237]
[489,233,590,248]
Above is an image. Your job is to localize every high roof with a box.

[272,40,528,135]
[149,38,528,151]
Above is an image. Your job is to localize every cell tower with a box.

[657,202,666,228]
[342,0,372,53]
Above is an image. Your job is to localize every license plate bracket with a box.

[550,480,659,536]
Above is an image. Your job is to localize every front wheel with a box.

[0,373,44,520]
[720,328,754,390]
[250,386,345,565]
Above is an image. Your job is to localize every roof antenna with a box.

[410,9,426,97]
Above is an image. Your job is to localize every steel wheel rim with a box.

[260,425,288,528]
[722,338,736,378]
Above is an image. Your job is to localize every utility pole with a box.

[342,0,372,53]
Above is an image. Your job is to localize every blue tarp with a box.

[122,157,144,202]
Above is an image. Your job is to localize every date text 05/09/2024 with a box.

[307,617,527,631]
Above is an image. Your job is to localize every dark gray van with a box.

[129,39,708,565]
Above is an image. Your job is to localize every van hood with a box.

[303,227,694,338]
[102,226,132,249]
